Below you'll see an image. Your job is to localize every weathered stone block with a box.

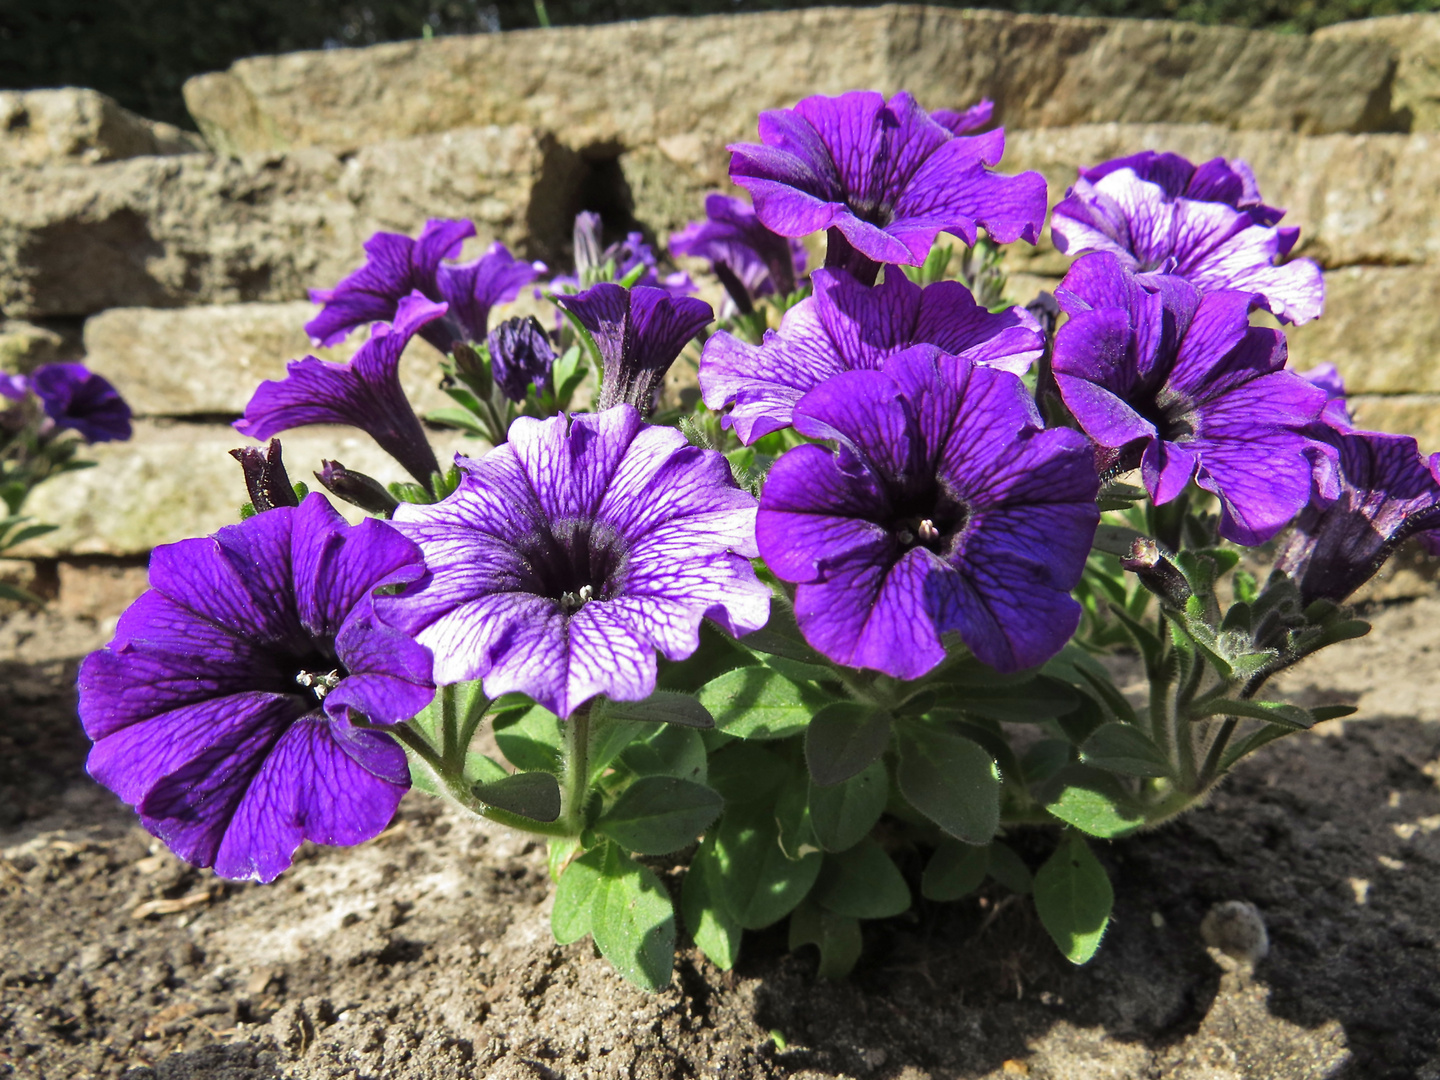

[1347,394,1440,450]
[181,7,1397,163]
[0,89,204,167]
[12,420,477,558]
[0,125,579,318]
[1317,14,1440,133]
[1285,267,1440,394]
[0,320,64,372]
[82,302,453,418]
[999,125,1440,275]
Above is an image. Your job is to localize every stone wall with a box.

[3,5,1438,566]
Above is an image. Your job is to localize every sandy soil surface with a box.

[3,590,1439,1080]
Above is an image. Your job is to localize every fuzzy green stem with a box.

[1198,717,1238,788]
[562,705,592,835]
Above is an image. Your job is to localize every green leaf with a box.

[1092,524,1145,557]
[895,725,1000,844]
[1040,765,1145,838]
[1080,722,1174,779]
[740,598,830,665]
[589,842,677,991]
[787,900,862,980]
[1034,833,1113,964]
[552,843,605,944]
[775,778,820,861]
[493,704,564,773]
[473,771,562,822]
[596,777,723,856]
[921,838,989,902]
[698,664,833,741]
[1019,738,1072,787]
[657,621,755,693]
[621,724,708,783]
[706,743,790,805]
[805,702,892,786]
[424,407,491,436]
[986,840,1033,895]
[713,803,822,929]
[763,656,838,686]
[812,838,910,919]
[598,690,715,729]
[681,836,742,970]
[547,836,582,883]
[1217,722,1296,774]
[933,677,1081,724]
[1186,697,1314,730]
[1309,704,1358,723]
[586,715,648,783]
[808,760,888,853]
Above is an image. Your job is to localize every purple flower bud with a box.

[0,371,28,400]
[315,459,401,518]
[230,439,300,512]
[487,316,556,403]
[29,363,132,443]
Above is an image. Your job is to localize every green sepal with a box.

[1034,832,1113,965]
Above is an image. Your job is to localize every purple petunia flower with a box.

[306,218,545,351]
[554,284,713,414]
[77,493,434,883]
[757,346,1099,677]
[0,371,29,400]
[237,293,444,486]
[376,406,770,718]
[699,266,1043,445]
[931,99,994,136]
[1275,426,1440,604]
[669,194,808,313]
[487,316,556,403]
[1050,151,1324,325]
[30,363,132,443]
[1052,253,1326,545]
[728,90,1047,283]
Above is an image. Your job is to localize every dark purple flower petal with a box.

[432,242,546,348]
[699,266,1041,444]
[1053,253,1325,544]
[487,316,556,403]
[931,100,994,136]
[1276,428,1440,604]
[554,284,713,413]
[0,371,28,400]
[670,193,807,310]
[730,91,1045,279]
[1052,154,1323,325]
[757,346,1098,677]
[237,293,444,486]
[307,220,474,347]
[378,407,768,717]
[78,493,432,882]
[29,363,132,443]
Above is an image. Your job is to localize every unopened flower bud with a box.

[487,316,555,403]
[1120,535,1191,609]
[230,439,299,512]
[315,459,400,518]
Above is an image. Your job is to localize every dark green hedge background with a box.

[2,0,1437,128]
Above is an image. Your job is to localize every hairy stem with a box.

[562,705,592,835]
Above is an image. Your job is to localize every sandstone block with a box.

[0,125,577,318]
[999,125,1440,275]
[1346,394,1440,451]
[0,320,64,372]
[1317,15,1440,133]
[181,7,1396,163]
[1284,267,1440,394]
[82,302,454,419]
[12,420,477,558]
[0,89,204,168]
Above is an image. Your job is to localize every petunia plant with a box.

[76,91,1434,991]
[1,362,132,599]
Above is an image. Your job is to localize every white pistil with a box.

[560,583,594,612]
[918,518,940,542]
[296,669,342,700]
